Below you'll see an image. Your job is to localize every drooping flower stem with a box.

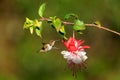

[39,17,120,36]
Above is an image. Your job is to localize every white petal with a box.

[77,50,86,55]
[73,51,88,64]
[67,53,74,60]
[61,50,88,64]
[82,55,88,61]
[61,51,69,55]
[61,51,71,59]
[72,55,82,64]
[81,51,86,55]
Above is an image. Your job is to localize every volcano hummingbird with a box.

[38,40,59,53]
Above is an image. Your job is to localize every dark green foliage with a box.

[73,19,86,34]
[64,13,78,19]
[24,3,87,38]
[24,18,33,29]
[24,18,42,37]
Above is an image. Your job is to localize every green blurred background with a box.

[0,0,120,80]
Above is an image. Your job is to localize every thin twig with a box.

[63,22,120,36]
[62,21,74,25]
[40,17,120,36]
[85,24,120,36]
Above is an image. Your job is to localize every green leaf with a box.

[35,21,42,37]
[59,25,67,39]
[38,21,42,28]
[59,25,65,34]
[53,18,61,32]
[76,30,83,34]
[38,3,46,17]
[35,28,41,37]
[29,27,34,34]
[33,19,41,27]
[94,21,101,27]
[64,13,78,19]
[73,19,86,31]
[24,18,33,29]
[48,16,56,29]
[23,18,43,37]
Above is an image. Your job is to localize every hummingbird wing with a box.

[52,46,59,50]
[49,40,55,46]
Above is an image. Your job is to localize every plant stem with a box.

[40,17,120,36]
[85,24,120,36]
[62,21,74,25]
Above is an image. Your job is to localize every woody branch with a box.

[40,17,120,36]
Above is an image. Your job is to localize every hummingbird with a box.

[38,40,59,53]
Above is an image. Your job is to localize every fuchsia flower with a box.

[61,37,90,76]
[63,37,90,52]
